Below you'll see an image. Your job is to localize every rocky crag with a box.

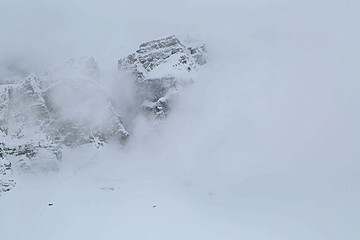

[0,59,129,195]
[41,57,129,148]
[0,35,206,195]
[118,35,206,118]
[0,75,62,172]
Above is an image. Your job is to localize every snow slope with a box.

[1,141,358,240]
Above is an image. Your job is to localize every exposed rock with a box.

[118,35,207,118]
[0,156,12,176]
[0,57,129,184]
[54,105,129,148]
[0,179,16,196]
[41,56,129,147]
[0,84,10,137]
[0,75,61,173]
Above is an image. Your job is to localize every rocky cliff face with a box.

[0,75,61,173]
[41,57,129,148]
[0,58,128,194]
[118,35,206,118]
[0,35,206,195]
[0,76,62,195]
[0,154,14,197]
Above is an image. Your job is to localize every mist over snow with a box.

[1,0,360,240]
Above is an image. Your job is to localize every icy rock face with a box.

[0,75,61,194]
[54,106,129,148]
[0,179,16,196]
[42,57,129,147]
[0,57,129,188]
[0,156,12,176]
[0,85,10,137]
[118,35,207,118]
[0,148,15,196]
[0,75,61,173]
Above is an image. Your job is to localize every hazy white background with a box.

[0,0,359,239]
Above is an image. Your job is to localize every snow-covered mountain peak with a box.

[0,36,205,194]
[118,35,207,118]
[119,35,206,81]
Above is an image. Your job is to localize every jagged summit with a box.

[118,35,207,117]
[119,35,206,80]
